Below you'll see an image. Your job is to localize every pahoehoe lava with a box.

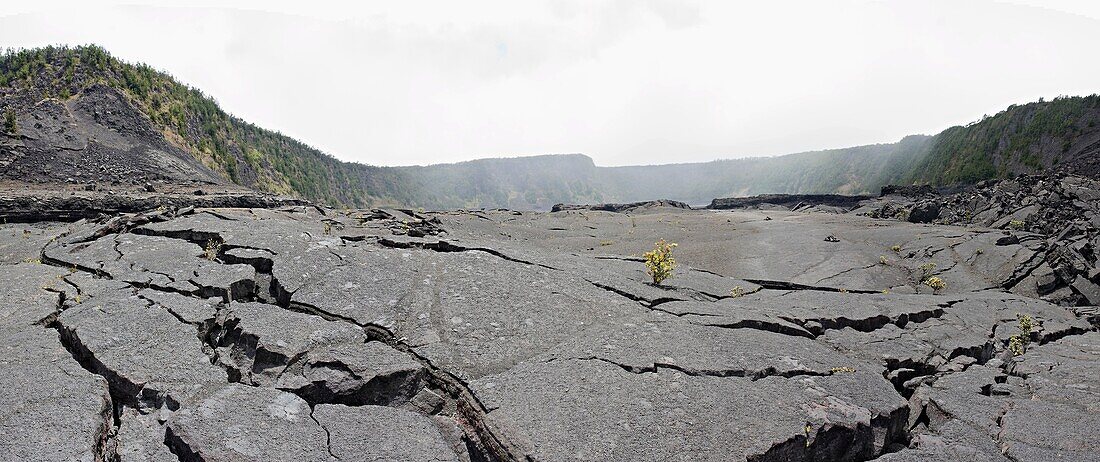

[2,181,1098,461]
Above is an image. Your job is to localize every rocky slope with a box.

[853,174,1100,307]
[0,82,222,188]
[1,193,1096,461]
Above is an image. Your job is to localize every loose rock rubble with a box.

[1,194,1096,461]
[858,174,1100,306]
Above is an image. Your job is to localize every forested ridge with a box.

[3,45,1098,209]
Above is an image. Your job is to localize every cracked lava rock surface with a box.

[1,202,1097,461]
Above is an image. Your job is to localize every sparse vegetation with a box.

[3,45,1095,210]
[891,245,901,253]
[729,286,746,298]
[1008,314,1034,356]
[643,240,677,285]
[879,255,889,265]
[599,240,614,247]
[203,239,222,261]
[0,45,412,207]
[830,366,856,373]
[918,262,937,280]
[3,108,16,135]
[924,276,946,293]
[1007,220,1026,230]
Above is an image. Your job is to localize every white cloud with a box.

[1,0,1099,166]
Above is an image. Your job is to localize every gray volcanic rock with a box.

[2,193,1097,462]
[56,287,227,410]
[860,174,1100,305]
[285,244,644,380]
[0,84,223,187]
[906,201,940,223]
[0,264,115,462]
[551,199,691,213]
[115,409,177,462]
[0,330,115,462]
[0,187,311,223]
[313,404,462,462]
[165,384,332,461]
[45,231,257,300]
[210,301,426,406]
[472,357,906,461]
[708,193,872,212]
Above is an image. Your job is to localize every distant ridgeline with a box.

[2,45,1099,209]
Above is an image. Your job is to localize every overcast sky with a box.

[2,1,1099,167]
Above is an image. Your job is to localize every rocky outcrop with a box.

[707,193,873,212]
[857,174,1100,306]
[0,187,310,222]
[551,199,691,213]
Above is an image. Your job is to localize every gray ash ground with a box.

[1,189,1098,461]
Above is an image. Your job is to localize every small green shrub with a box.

[643,239,677,285]
[729,286,745,298]
[879,255,889,265]
[3,108,16,135]
[1008,314,1034,356]
[1007,220,1026,230]
[925,276,946,292]
[203,239,222,261]
[891,245,901,253]
[916,262,937,283]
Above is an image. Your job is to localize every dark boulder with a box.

[907,201,940,223]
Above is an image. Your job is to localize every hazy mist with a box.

[3,0,1100,167]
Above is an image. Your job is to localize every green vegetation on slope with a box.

[2,45,1098,209]
[903,95,1100,185]
[0,44,408,206]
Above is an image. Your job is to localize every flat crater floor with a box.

[1,204,1097,461]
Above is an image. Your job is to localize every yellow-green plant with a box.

[879,255,889,265]
[204,239,222,261]
[925,276,946,293]
[1007,220,1026,230]
[1008,314,1034,356]
[643,240,677,285]
[890,245,901,253]
[729,286,745,298]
